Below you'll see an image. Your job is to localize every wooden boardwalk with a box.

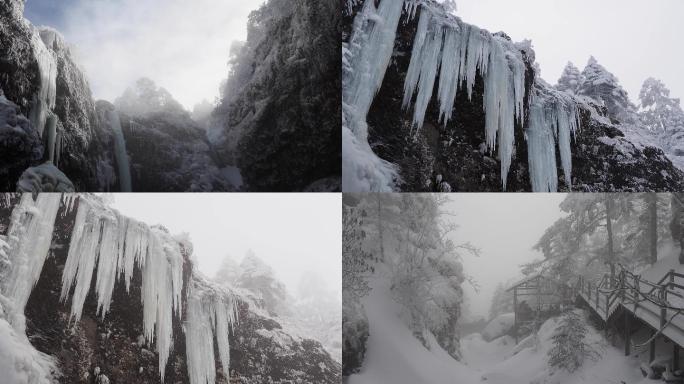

[577,266,684,362]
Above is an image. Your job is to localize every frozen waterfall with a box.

[0,194,238,383]
[343,0,583,192]
[107,110,133,192]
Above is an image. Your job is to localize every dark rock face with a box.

[342,300,368,377]
[0,3,109,191]
[112,107,233,192]
[344,1,684,192]
[1,198,339,384]
[215,0,341,192]
[0,1,43,190]
[45,30,106,191]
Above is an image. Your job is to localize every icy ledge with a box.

[343,0,582,192]
[0,194,237,384]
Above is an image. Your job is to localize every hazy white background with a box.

[451,0,684,105]
[447,194,567,319]
[27,0,263,109]
[110,194,342,299]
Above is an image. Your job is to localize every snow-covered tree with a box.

[489,282,514,320]
[578,56,637,122]
[639,78,684,135]
[556,62,582,94]
[547,310,600,373]
[237,250,292,316]
[114,78,186,117]
[672,194,684,263]
[342,203,373,301]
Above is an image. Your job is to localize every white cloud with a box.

[452,0,684,105]
[61,0,263,109]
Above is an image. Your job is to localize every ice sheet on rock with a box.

[1,194,62,333]
[27,29,57,139]
[185,276,237,384]
[342,0,405,191]
[106,110,132,192]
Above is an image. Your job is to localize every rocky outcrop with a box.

[343,0,684,192]
[0,195,339,383]
[0,3,111,191]
[212,0,341,191]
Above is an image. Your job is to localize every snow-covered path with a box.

[349,285,656,384]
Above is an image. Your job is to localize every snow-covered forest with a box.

[0,193,341,384]
[343,193,684,384]
[0,0,340,192]
[342,0,684,192]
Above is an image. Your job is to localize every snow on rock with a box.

[16,162,75,193]
[481,312,514,341]
[0,317,59,384]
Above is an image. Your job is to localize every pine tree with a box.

[489,283,514,320]
[639,78,684,131]
[556,62,582,94]
[578,56,636,122]
[548,310,600,373]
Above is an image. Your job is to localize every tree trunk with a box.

[605,195,615,286]
[648,193,658,264]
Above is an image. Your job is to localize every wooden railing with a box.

[577,266,684,321]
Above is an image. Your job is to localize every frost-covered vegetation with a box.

[342,194,476,375]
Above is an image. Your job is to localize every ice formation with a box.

[526,88,580,192]
[342,0,407,191]
[59,197,186,381]
[27,29,58,140]
[344,0,583,191]
[185,278,237,384]
[0,195,239,383]
[0,194,62,332]
[106,110,133,192]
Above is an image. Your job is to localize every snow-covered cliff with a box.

[342,0,684,192]
[0,194,341,384]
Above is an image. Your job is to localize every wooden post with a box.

[650,329,657,363]
[624,312,630,356]
[605,296,610,338]
[675,344,680,371]
[513,287,518,344]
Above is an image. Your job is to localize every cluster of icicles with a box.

[0,194,237,384]
[28,28,60,166]
[342,0,580,192]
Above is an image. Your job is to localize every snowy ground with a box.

[349,287,658,384]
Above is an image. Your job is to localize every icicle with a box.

[402,9,432,110]
[60,198,104,323]
[1,194,62,332]
[94,213,120,318]
[185,279,236,384]
[403,17,444,132]
[526,102,559,192]
[437,25,463,125]
[464,25,490,100]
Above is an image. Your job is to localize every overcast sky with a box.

[447,194,567,319]
[110,194,341,299]
[453,0,684,105]
[24,0,262,109]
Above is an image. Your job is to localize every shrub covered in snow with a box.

[547,310,600,373]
